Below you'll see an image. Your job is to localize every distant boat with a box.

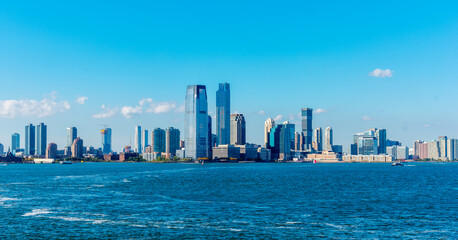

[391,162,404,166]
[60,161,72,165]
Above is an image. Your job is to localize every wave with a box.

[22,208,52,217]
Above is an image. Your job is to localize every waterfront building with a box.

[264,118,275,148]
[212,145,240,160]
[427,140,440,159]
[142,129,149,150]
[230,114,246,145]
[216,82,230,145]
[294,132,304,151]
[350,143,358,155]
[46,143,57,159]
[0,143,3,156]
[152,128,166,153]
[438,136,448,159]
[25,124,36,156]
[283,121,295,150]
[208,115,213,160]
[375,129,387,154]
[342,154,392,162]
[324,127,333,151]
[332,145,343,154]
[101,128,112,154]
[386,146,397,159]
[269,124,291,161]
[301,108,313,150]
[134,126,142,153]
[357,137,378,155]
[306,152,341,163]
[236,144,258,160]
[397,146,408,160]
[71,137,83,158]
[67,127,77,147]
[11,133,20,154]
[184,85,209,160]
[313,127,322,152]
[36,123,47,156]
[165,127,180,158]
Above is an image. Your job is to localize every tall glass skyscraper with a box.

[101,128,112,154]
[185,85,209,160]
[301,108,313,150]
[152,128,166,153]
[36,123,47,156]
[216,83,230,145]
[25,123,35,156]
[11,133,20,153]
[134,126,142,153]
[67,127,77,147]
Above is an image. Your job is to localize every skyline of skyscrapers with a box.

[184,85,209,160]
[216,82,230,146]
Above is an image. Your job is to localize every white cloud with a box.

[362,116,373,121]
[92,105,118,119]
[121,106,142,119]
[274,115,283,122]
[424,124,430,128]
[315,108,328,114]
[258,110,265,115]
[76,96,88,104]
[0,96,71,118]
[369,68,393,78]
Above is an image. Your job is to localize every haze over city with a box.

[0,1,457,151]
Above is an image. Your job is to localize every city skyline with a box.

[0,2,457,151]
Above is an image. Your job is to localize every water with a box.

[0,162,457,239]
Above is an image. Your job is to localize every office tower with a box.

[25,124,36,156]
[71,137,83,158]
[375,129,387,154]
[294,132,304,151]
[358,137,378,155]
[447,138,456,161]
[269,124,291,160]
[413,140,423,156]
[230,114,246,145]
[11,133,20,153]
[208,115,213,159]
[324,127,333,151]
[36,123,47,156]
[134,126,142,153]
[301,108,313,150]
[165,127,180,157]
[67,127,77,147]
[216,82,230,145]
[438,136,447,159]
[396,146,408,160]
[46,143,58,159]
[0,143,3,156]
[101,128,112,154]
[152,128,166,153]
[142,129,149,150]
[283,121,295,150]
[211,134,218,147]
[264,118,275,148]
[313,127,322,152]
[184,85,209,160]
[427,140,439,159]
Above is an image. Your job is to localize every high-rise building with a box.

[324,127,333,151]
[184,85,209,160]
[375,129,387,154]
[46,143,58,159]
[216,82,230,145]
[230,114,246,145]
[264,118,275,148]
[71,137,83,158]
[301,108,313,150]
[357,137,378,155]
[283,121,295,150]
[165,127,180,158]
[427,140,440,159]
[208,115,213,159]
[268,124,291,160]
[294,132,304,151]
[0,143,3,156]
[447,138,456,161]
[101,128,112,154]
[438,136,448,159]
[36,123,47,156]
[25,124,36,156]
[313,127,322,152]
[396,146,408,160]
[11,133,20,153]
[67,127,77,147]
[134,126,142,153]
[152,128,166,153]
[142,129,149,150]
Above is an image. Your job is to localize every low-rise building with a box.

[306,151,341,162]
[342,154,393,162]
[212,145,240,160]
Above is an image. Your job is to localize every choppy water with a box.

[0,162,456,239]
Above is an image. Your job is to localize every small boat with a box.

[391,162,404,166]
[60,161,72,164]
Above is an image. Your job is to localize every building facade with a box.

[216,82,230,145]
[301,108,313,151]
[25,124,36,156]
[264,118,275,148]
[324,127,333,151]
[184,85,209,160]
[313,127,322,152]
[11,133,20,153]
[230,114,246,145]
[71,137,84,158]
[152,128,166,153]
[165,127,180,158]
[134,126,142,153]
[101,128,112,154]
[46,143,58,159]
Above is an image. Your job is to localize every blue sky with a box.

[0,1,457,151]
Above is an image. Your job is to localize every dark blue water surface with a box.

[0,162,457,239]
